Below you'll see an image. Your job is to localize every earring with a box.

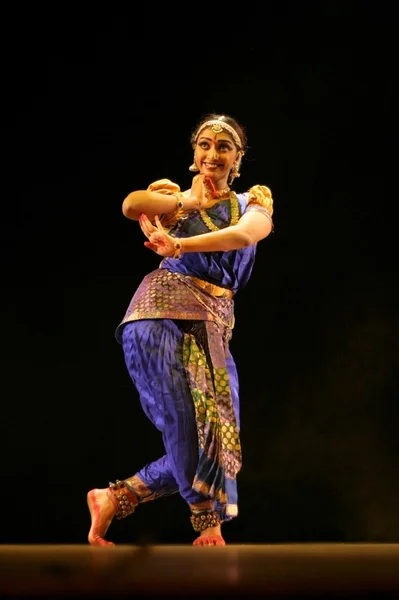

[228,163,241,185]
[189,154,199,172]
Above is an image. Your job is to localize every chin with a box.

[201,170,218,180]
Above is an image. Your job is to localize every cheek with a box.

[229,154,238,169]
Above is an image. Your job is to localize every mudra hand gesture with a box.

[190,173,213,207]
[139,174,214,256]
[139,214,177,257]
[181,173,215,211]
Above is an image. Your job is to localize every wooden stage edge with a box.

[0,543,398,599]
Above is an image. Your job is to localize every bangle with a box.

[174,193,184,211]
[173,239,183,259]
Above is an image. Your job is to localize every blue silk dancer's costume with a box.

[114,179,273,524]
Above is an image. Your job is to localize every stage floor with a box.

[0,543,398,598]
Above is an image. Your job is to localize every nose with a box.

[207,148,220,160]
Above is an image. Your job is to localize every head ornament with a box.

[194,117,243,151]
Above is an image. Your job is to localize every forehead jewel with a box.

[195,119,243,150]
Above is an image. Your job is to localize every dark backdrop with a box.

[2,2,398,545]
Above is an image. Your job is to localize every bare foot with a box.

[87,488,117,546]
[193,524,226,546]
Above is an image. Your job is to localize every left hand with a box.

[139,214,176,257]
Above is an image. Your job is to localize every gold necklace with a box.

[199,192,240,232]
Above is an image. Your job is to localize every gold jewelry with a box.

[190,276,233,299]
[176,273,235,329]
[190,510,221,532]
[199,192,240,232]
[108,480,139,520]
[189,154,199,172]
[228,161,241,185]
[173,239,183,259]
[205,185,230,201]
[194,119,243,150]
[173,193,184,210]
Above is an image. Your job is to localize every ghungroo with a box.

[108,480,139,520]
[190,510,220,532]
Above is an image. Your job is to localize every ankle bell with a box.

[108,480,139,520]
[190,510,220,532]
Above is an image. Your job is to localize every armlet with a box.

[245,184,274,215]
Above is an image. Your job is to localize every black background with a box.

[2,2,398,545]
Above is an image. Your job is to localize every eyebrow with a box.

[198,136,233,145]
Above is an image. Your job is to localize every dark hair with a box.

[190,113,248,153]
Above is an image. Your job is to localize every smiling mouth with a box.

[202,162,222,168]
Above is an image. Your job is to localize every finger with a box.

[140,214,154,238]
[192,173,205,187]
[144,241,156,250]
[154,215,164,231]
[204,176,216,195]
[145,214,160,234]
[144,240,166,257]
[141,213,152,229]
[139,215,149,238]
[139,221,151,240]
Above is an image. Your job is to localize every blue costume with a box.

[114,180,273,525]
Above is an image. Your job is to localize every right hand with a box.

[140,214,176,257]
[183,174,211,211]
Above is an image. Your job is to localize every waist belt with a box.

[190,276,234,299]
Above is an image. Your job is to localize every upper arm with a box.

[236,209,272,243]
[235,185,274,244]
[122,178,181,222]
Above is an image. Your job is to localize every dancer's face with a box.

[194,128,239,187]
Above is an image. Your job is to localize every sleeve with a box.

[146,179,185,228]
[244,184,274,229]
[147,178,181,195]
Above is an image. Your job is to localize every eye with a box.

[199,141,209,149]
[218,143,231,151]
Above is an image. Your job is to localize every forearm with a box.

[122,191,200,221]
[122,191,178,220]
[180,225,253,253]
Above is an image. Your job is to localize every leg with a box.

[123,319,225,545]
[187,348,239,547]
[88,317,186,546]
[87,455,177,546]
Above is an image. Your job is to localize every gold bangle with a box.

[173,239,183,259]
[174,193,184,211]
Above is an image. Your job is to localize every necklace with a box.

[207,185,230,200]
[199,192,240,232]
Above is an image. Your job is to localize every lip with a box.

[203,162,222,168]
